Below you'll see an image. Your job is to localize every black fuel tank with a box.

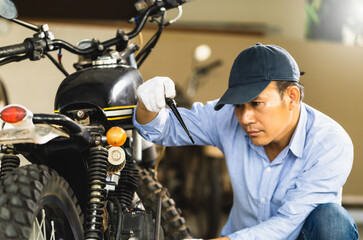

[54,64,143,126]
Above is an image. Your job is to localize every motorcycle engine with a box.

[121,210,163,240]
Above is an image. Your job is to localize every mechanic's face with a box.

[234,81,299,149]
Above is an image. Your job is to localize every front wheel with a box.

[0,164,83,240]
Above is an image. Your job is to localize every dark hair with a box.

[275,81,304,101]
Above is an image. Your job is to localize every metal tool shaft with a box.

[165,97,195,144]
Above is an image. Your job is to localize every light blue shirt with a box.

[133,100,353,240]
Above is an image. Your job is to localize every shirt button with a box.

[266,167,271,172]
[261,197,266,203]
[143,131,147,135]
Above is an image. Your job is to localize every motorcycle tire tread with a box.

[0,164,83,240]
[137,166,193,240]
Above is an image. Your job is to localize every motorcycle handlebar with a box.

[0,42,28,58]
[0,1,184,61]
[0,4,157,59]
[50,4,158,55]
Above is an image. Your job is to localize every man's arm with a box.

[136,100,158,125]
[134,77,223,147]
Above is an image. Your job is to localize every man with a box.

[133,43,359,239]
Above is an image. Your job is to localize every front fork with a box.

[83,130,159,240]
[84,146,108,240]
[83,131,146,240]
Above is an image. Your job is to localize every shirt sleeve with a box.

[132,100,222,147]
[226,143,354,240]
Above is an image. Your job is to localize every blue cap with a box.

[214,43,300,110]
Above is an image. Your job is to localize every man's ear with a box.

[286,86,300,110]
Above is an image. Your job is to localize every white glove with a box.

[137,76,176,112]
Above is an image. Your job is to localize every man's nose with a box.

[241,107,256,125]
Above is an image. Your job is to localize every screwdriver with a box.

[165,97,195,144]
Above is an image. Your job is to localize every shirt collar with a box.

[288,103,307,158]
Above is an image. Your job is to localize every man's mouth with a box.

[246,130,262,137]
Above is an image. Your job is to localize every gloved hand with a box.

[137,76,176,112]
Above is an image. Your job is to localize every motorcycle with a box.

[0,0,193,239]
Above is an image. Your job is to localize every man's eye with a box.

[251,102,260,107]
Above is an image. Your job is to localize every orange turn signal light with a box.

[106,127,127,147]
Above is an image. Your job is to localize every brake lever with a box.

[165,98,195,144]
[0,55,28,66]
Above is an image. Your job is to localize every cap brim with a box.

[214,80,271,110]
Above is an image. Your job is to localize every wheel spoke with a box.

[41,210,46,240]
[30,209,56,240]
[50,221,56,240]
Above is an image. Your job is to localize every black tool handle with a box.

[165,98,195,144]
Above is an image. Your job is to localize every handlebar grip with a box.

[0,42,28,58]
